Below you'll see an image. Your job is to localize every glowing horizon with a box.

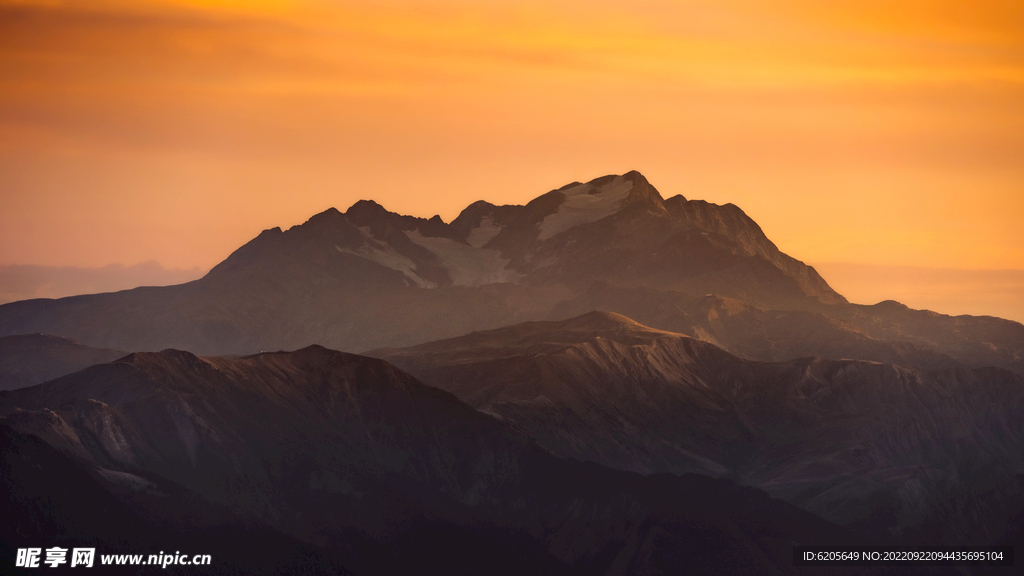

[1,0,1021,316]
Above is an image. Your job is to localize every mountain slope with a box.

[373,311,1024,544]
[0,346,891,575]
[550,281,1024,374]
[0,334,127,391]
[0,424,357,575]
[447,171,845,307]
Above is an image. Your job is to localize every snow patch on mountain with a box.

[538,176,634,240]
[405,230,516,286]
[96,468,157,492]
[465,216,503,248]
[335,227,435,288]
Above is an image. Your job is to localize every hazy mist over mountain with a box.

[0,261,205,305]
[3,258,1019,326]
[813,263,1024,324]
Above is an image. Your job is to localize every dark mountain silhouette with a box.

[0,347,905,575]
[374,311,1024,545]
[0,424,355,575]
[0,334,126,391]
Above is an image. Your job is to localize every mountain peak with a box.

[537,172,666,240]
[302,207,345,229]
[371,311,682,363]
[551,310,685,341]
[619,170,670,212]
[345,199,391,223]
[562,310,645,330]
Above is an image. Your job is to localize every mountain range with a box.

[1,171,1020,574]
[373,311,1024,544]
[2,346,901,575]
[1,171,1020,375]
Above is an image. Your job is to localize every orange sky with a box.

[1,0,1022,315]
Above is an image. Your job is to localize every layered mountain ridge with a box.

[1,170,1020,573]
[0,334,126,391]
[1,345,889,575]
[374,311,1024,544]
